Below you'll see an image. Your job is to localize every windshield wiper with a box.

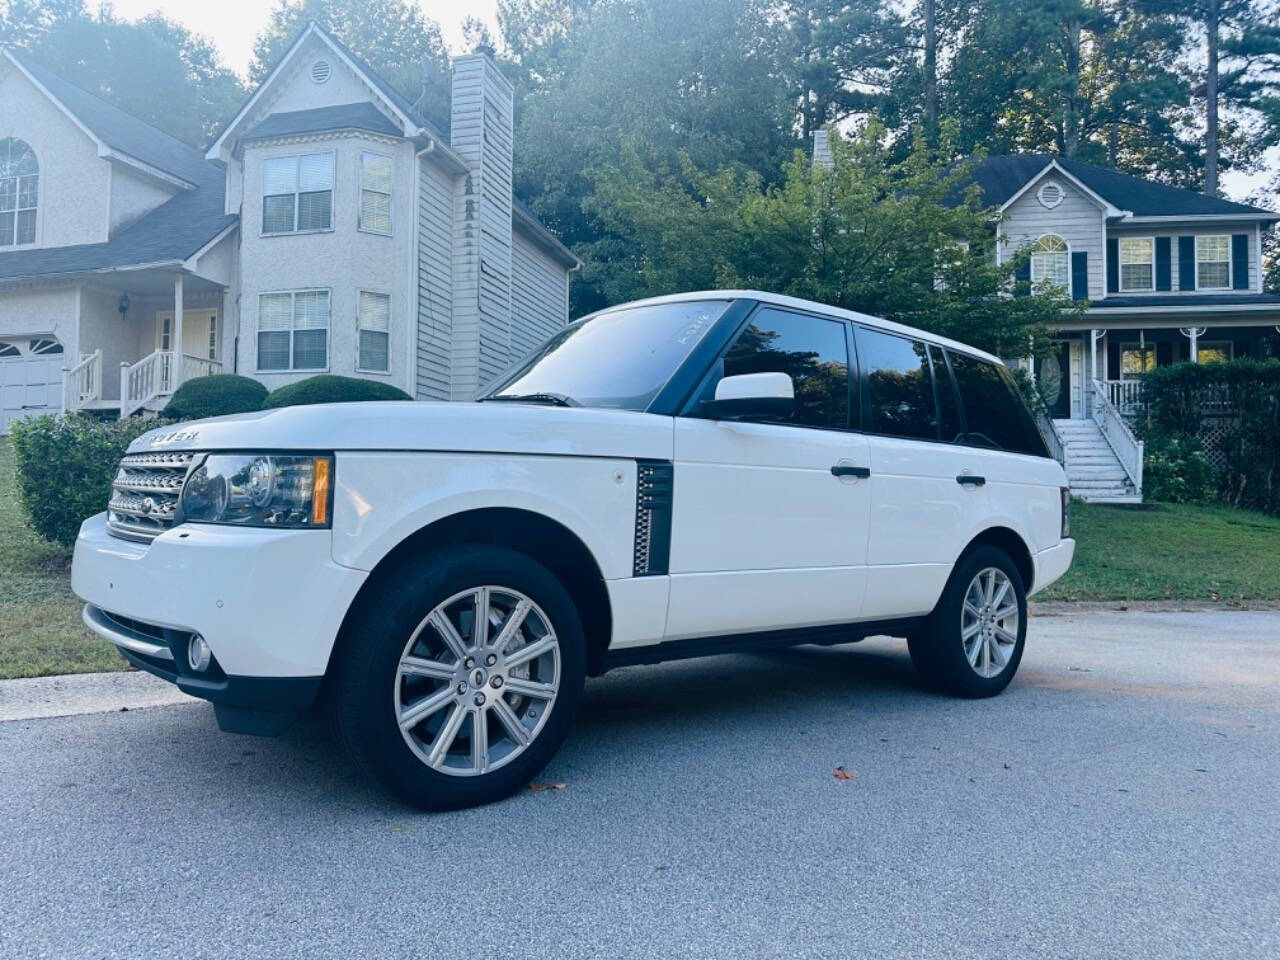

[479,392,580,408]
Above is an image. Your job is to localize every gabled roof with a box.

[243,103,404,142]
[961,154,1278,221]
[4,49,212,188]
[207,22,449,161]
[512,198,580,269]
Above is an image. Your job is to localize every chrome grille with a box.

[107,452,196,541]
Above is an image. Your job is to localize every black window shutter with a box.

[1015,257,1031,298]
[1155,236,1172,290]
[1071,251,1088,300]
[1231,234,1250,290]
[1106,237,1119,293]
[1178,236,1196,290]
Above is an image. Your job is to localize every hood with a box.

[127,401,675,461]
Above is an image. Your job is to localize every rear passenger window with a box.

[857,327,936,441]
[929,345,964,444]
[947,351,1048,457]
[717,308,850,429]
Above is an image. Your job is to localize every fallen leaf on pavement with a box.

[832,766,857,781]
[529,781,567,792]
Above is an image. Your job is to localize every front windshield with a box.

[482,300,730,411]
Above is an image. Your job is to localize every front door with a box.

[1035,341,1071,419]
[665,307,871,640]
[156,311,219,361]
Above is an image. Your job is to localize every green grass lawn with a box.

[1039,499,1280,604]
[0,440,125,678]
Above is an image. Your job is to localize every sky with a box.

[95,0,1273,202]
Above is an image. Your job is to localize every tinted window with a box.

[486,300,729,411]
[857,327,937,441]
[929,345,964,444]
[715,308,849,429]
[947,351,1048,457]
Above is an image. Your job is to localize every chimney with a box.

[448,54,514,399]
[813,129,833,170]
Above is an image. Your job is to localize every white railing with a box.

[1101,379,1143,416]
[62,349,103,412]
[118,351,223,418]
[1034,408,1066,466]
[119,350,173,418]
[1091,379,1143,497]
[181,354,222,382]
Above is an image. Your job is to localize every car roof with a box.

[584,290,1005,366]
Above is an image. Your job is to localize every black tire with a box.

[330,545,586,810]
[907,545,1028,698]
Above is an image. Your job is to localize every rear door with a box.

[665,307,871,640]
[856,328,990,620]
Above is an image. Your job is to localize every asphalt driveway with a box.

[2,609,1278,959]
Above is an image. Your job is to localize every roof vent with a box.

[1037,182,1064,209]
[311,60,332,84]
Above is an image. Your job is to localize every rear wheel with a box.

[908,545,1027,698]
[332,545,586,809]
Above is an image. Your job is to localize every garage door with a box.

[1,337,64,435]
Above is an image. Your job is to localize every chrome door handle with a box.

[831,464,871,479]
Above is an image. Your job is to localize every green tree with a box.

[586,125,1083,357]
[1,0,245,146]
[251,0,452,136]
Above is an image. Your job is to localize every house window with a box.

[1120,344,1156,380]
[257,290,329,371]
[1119,237,1154,291]
[1195,235,1231,290]
[0,138,38,247]
[1030,235,1069,290]
[357,291,390,372]
[262,153,333,234]
[359,153,393,234]
[1196,341,1233,365]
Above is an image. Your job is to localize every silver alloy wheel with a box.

[960,567,1020,679]
[394,585,561,777]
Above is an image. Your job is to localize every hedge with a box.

[263,374,412,409]
[162,374,267,421]
[9,414,165,548]
[1140,359,1280,514]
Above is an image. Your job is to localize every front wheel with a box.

[908,545,1027,698]
[332,545,586,810]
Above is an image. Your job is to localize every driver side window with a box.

[711,308,850,429]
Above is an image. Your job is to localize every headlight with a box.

[180,454,332,528]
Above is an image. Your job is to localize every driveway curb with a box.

[0,670,194,722]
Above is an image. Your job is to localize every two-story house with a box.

[969,155,1280,501]
[0,22,578,435]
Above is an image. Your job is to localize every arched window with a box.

[0,139,38,247]
[1030,234,1069,291]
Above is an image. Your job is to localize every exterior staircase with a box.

[1053,419,1141,503]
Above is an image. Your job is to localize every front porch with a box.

[63,272,226,418]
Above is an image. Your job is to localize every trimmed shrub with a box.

[1140,359,1280,515]
[1142,433,1216,504]
[9,414,165,548]
[162,374,267,421]
[263,374,412,409]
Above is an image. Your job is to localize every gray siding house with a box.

[0,23,578,434]
[968,155,1279,501]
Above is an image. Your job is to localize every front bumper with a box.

[72,513,368,725]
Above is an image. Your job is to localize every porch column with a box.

[173,275,184,389]
[1180,326,1205,363]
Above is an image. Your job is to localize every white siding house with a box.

[0,23,578,433]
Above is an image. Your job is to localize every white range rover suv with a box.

[73,291,1074,809]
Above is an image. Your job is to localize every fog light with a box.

[188,635,212,672]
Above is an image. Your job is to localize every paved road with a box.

[3,610,1278,960]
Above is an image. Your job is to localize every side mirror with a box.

[699,372,795,421]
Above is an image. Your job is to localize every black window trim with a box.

[671,300,857,434]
